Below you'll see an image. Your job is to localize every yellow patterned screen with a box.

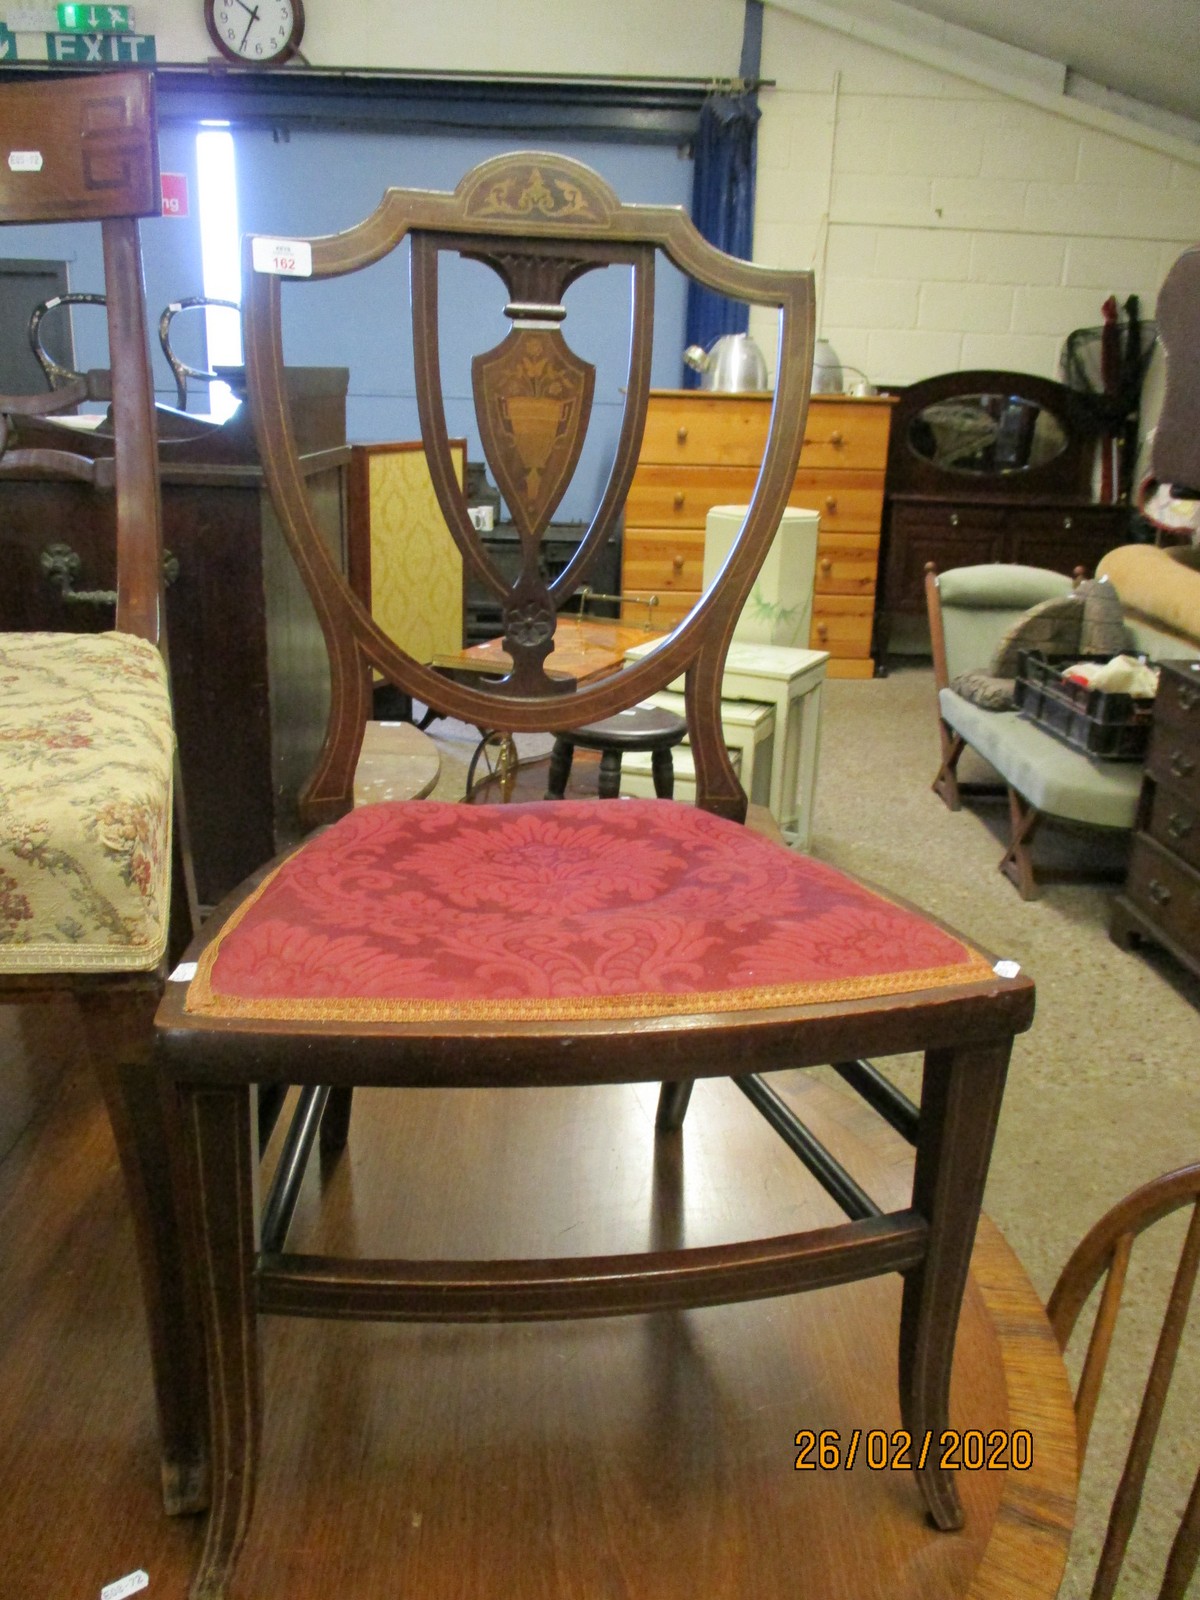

[359,442,465,663]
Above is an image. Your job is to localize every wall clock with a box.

[204,0,305,65]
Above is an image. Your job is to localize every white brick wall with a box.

[751,5,1200,388]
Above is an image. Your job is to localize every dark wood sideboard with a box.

[1110,658,1200,981]
[0,369,349,907]
[877,369,1130,665]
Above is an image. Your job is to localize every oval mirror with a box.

[908,393,1068,475]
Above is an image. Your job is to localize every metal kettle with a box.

[682,333,769,393]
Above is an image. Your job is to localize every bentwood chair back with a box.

[1048,1163,1200,1600]
[0,72,207,1514]
[156,151,1036,1599]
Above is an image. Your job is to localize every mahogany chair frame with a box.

[154,153,1036,1599]
[1047,1163,1200,1600]
[0,72,206,1514]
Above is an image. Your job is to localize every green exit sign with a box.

[56,4,132,31]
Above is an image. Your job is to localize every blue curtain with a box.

[683,90,761,386]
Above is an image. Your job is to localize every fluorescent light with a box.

[195,128,242,421]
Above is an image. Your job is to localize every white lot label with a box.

[169,961,198,983]
[8,150,43,172]
[251,236,313,277]
[101,1572,149,1600]
[993,959,1021,979]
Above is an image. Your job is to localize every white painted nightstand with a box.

[624,639,829,849]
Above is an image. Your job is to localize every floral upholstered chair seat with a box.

[0,631,174,973]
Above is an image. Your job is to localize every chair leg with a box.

[655,1079,694,1131]
[320,1086,354,1158]
[180,1082,262,1600]
[899,1040,1011,1531]
[79,986,210,1516]
[931,724,965,811]
[545,737,573,800]
[999,787,1042,900]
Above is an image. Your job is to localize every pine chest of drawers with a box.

[1110,658,1200,981]
[620,390,894,678]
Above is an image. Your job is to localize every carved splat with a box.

[473,328,595,540]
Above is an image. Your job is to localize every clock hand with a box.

[230,0,256,12]
[239,2,261,50]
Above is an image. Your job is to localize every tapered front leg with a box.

[180,1082,261,1600]
[81,986,209,1515]
[899,1039,1011,1530]
[655,1079,694,1131]
[320,1086,354,1158]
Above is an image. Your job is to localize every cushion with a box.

[936,564,1074,611]
[938,689,1143,829]
[184,799,993,1024]
[0,632,174,973]
[948,670,1016,711]
[1097,544,1200,649]
[990,593,1083,680]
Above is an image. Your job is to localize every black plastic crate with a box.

[1014,651,1156,761]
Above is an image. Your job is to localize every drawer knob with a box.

[671,554,685,573]
[1169,751,1196,780]
[819,558,833,576]
[949,512,960,527]
[1179,684,1200,712]
[673,491,685,509]
[830,430,844,448]
[1148,878,1172,907]
[815,622,828,641]
[824,495,837,512]
[1166,812,1193,841]
[1062,515,1073,530]
[676,426,688,445]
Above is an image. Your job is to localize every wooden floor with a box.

[0,1002,1075,1600]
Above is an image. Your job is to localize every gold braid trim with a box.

[184,842,998,1024]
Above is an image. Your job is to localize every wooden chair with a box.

[1047,1163,1200,1600]
[154,151,1035,1599]
[0,73,206,1514]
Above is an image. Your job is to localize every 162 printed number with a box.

[794,1429,1033,1471]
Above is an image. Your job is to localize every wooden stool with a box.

[545,704,688,800]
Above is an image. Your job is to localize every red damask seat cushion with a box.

[185,800,992,1025]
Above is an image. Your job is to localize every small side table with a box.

[624,640,829,849]
[545,705,689,800]
[623,694,776,809]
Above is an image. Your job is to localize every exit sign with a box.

[56,4,133,30]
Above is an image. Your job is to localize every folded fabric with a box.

[1076,576,1127,658]
[991,592,1084,679]
[1063,654,1159,697]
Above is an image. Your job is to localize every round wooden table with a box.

[0,1057,1076,1599]
[352,718,441,805]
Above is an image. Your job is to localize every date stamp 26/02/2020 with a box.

[794,1429,1033,1473]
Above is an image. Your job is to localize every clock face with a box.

[205,0,305,65]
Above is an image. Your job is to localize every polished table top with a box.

[0,1023,1076,1598]
[432,616,667,687]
